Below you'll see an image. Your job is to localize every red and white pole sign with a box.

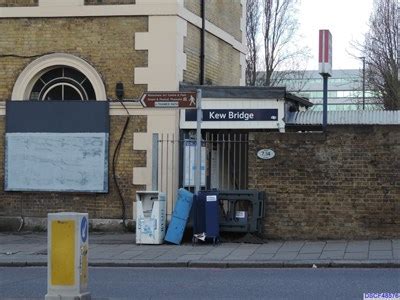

[140,92,197,108]
[319,29,332,76]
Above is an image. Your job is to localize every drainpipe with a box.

[200,0,205,85]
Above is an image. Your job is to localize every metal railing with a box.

[153,132,249,198]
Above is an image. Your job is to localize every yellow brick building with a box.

[0,0,246,230]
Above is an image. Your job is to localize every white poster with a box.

[183,140,206,187]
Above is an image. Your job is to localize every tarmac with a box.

[0,232,399,268]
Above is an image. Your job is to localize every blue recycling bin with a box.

[164,188,194,245]
[193,191,219,244]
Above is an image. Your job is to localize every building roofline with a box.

[179,84,313,107]
[287,110,400,125]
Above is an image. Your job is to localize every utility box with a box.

[46,212,90,300]
[136,191,166,244]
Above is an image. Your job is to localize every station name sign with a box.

[185,109,278,122]
[140,92,196,108]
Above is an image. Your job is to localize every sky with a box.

[297,0,374,70]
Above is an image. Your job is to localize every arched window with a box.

[12,53,106,101]
[30,67,96,101]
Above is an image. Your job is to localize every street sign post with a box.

[319,29,333,131]
[194,89,202,194]
[140,92,197,108]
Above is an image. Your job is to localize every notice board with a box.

[5,101,109,193]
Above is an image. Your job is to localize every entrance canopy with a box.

[179,85,312,130]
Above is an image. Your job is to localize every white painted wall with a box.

[39,0,83,6]
[135,16,187,91]
[132,109,180,221]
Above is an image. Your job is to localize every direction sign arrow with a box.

[139,92,197,108]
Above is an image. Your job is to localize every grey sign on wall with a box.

[5,101,109,193]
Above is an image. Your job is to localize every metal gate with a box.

[152,132,249,204]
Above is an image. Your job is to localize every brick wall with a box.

[205,32,241,85]
[0,17,148,101]
[249,126,400,240]
[0,114,147,220]
[0,0,37,6]
[184,0,242,42]
[184,23,241,86]
[183,23,201,84]
[184,0,200,16]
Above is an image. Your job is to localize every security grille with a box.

[152,132,249,203]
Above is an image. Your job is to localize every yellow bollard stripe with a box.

[51,220,75,286]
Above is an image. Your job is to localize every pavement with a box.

[0,232,399,268]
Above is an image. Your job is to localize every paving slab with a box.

[392,240,400,249]
[254,242,283,254]
[138,249,169,260]
[323,242,347,251]
[247,253,275,261]
[155,253,186,261]
[369,240,393,251]
[279,241,305,252]
[296,253,321,260]
[368,250,393,260]
[115,250,146,259]
[320,251,345,259]
[235,244,261,252]
[346,241,369,252]
[176,254,204,262]
[228,249,257,256]
[344,252,369,260]
[181,248,211,255]
[223,249,257,260]
[299,242,326,254]
[272,251,298,260]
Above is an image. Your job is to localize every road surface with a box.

[0,267,399,299]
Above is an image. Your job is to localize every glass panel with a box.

[64,67,85,83]
[41,68,63,83]
[64,85,82,100]
[82,80,96,100]
[31,80,44,94]
[44,86,62,101]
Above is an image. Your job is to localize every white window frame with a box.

[12,53,106,101]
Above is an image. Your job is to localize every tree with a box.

[246,0,260,86]
[363,0,400,109]
[260,0,310,87]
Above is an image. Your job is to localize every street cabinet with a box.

[136,191,166,244]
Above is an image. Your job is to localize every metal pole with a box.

[200,0,206,85]
[194,89,202,193]
[151,133,159,191]
[362,57,366,110]
[322,74,328,131]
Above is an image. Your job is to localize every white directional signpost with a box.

[139,91,197,108]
